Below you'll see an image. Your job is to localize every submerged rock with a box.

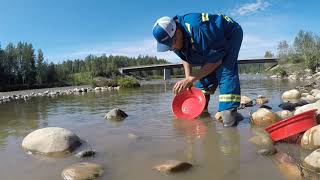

[153,160,192,173]
[61,162,104,180]
[104,108,128,121]
[274,151,301,179]
[128,133,139,140]
[75,150,96,158]
[249,134,273,146]
[22,127,81,156]
[258,146,277,156]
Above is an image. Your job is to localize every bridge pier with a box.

[163,68,171,80]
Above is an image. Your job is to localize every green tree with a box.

[277,40,289,64]
[36,49,45,84]
[0,43,6,87]
[264,51,274,58]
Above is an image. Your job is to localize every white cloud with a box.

[232,0,271,16]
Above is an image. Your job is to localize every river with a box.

[0,75,305,179]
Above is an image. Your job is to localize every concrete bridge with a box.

[119,58,278,80]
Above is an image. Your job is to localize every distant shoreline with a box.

[0,85,91,97]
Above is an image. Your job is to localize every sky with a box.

[0,0,319,63]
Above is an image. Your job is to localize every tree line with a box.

[0,42,168,91]
[277,30,320,72]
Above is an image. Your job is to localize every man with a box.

[152,13,243,127]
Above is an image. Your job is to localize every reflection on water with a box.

[0,75,307,180]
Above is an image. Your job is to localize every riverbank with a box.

[0,85,122,104]
[0,85,91,97]
[268,63,320,81]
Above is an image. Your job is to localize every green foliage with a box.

[277,30,320,72]
[270,66,287,77]
[115,77,140,88]
[264,51,274,58]
[71,72,92,85]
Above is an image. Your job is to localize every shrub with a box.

[115,77,140,88]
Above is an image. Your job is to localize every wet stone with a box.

[301,125,320,150]
[75,150,96,158]
[251,108,280,127]
[240,95,253,107]
[61,162,104,180]
[128,133,138,140]
[104,108,128,121]
[258,146,277,156]
[279,102,298,111]
[304,149,320,173]
[276,110,293,120]
[282,89,301,102]
[249,134,273,147]
[153,160,192,173]
[256,96,268,105]
[22,127,81,156]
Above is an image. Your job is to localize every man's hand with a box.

[173,76,195,94]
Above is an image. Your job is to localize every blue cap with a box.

[152,16,176,52]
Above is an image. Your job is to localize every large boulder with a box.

[251,108,280,127]
[61,162,104,180]
[22,127,81,156]
[282,89,301,103]
[301,125,320,150]
[304,149,320,172]
[294,101,320,119]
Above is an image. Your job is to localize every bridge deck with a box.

[119,58,277,74]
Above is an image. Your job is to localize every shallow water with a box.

[0,75,306,180]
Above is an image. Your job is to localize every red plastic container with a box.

[265,109,318,141]
[172,87,206,119]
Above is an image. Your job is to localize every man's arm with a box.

[188,60,222,82]
[182,60,192,78]
[173,60,222,94]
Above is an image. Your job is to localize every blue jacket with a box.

[173,13,238,65]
